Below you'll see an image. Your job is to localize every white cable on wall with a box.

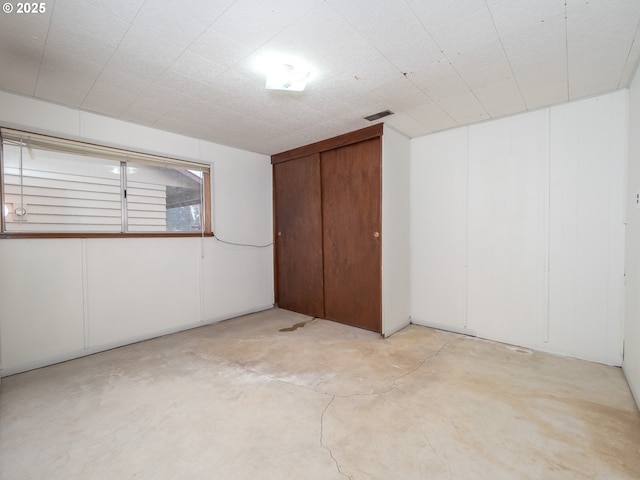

[209,162,274,249]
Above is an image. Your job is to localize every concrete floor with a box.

[1,308,639,480]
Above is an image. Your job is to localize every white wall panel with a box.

[202,242,273,321]
[467,111,548,348]
[410,91,626,365]
[205,144,273,247]
[381,126,411,337]
[549,93,627,365]
[0,92,274,375]
[79,110,200,160]
[0,239,85,368]
[0,90,79,137]
[200,140,274,322]
[624,66,640,407]
[410,127,468,332]
[86,238,201,346]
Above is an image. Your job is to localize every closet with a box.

[272,124,409,336]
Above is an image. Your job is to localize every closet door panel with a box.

[322,138,382,332]
[274,154,324,317]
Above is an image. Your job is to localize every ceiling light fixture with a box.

[265,63,311,92]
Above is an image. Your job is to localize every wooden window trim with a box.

[0,232,215,239]
[0,130,213,239]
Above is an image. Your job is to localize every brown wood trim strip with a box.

[272,165,279,306]
[271,123,383,164]
[204,170,212,235]
[0,232,215,240]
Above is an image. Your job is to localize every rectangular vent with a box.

[364,110,394,121]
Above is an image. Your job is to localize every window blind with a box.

[0,128,210,172]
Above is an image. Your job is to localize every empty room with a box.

[1,0,640,478]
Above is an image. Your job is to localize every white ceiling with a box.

[0,0,639,155]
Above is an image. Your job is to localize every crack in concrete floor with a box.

[321,396,351,479]
[2,308,639,479]
[196,319,461,480]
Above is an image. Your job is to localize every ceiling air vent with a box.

[364,110,394,121]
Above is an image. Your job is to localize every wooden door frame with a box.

[271,123,384,323]
[271,123,384,306]
[271,124,383,164]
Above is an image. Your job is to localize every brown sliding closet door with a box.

[274,153,324,318]
[321,137,382,332]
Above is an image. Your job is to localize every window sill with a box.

[0,232,215,239]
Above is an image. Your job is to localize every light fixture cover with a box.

[266,64,310,91]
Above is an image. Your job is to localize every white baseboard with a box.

[0,305,274,378]
[410,318,478,337]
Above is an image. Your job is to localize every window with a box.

[0,128,211,236]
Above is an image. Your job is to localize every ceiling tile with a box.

[156,0,237,26]
[158,106,289,154]
[202,70,289,120]
[567,0,640,99]
[51,0,130,48]
[35,57,103,106]
[383,38,445,73]
[404,101,458,132]
[256,0,326,27]
[410,0,488,24]
[0,32,45,64]
[500,12,566,71]
[450,40,512,89]
[104,52,164,86]
[353,4,431,56]
[159,97,219,125]
[346,77,427,111]
[309,58,401,104]
[0,0,638,154]
[121,84,193,125]
[383,112,432,138]
[153,116,219,145]
[0,4,51,46]
[116,25,185,64]
[188,27,254,68]
[514,61,568,104]
[343,56,403,91]
[407,61,469,99]
[487,0,566,37]
[301,97,357,122]
[619,25,640,88]
[104,26,185,84]
[82,83,137,117]
[169,51,227,84]
[153,70,217,100]
[281,3,382,71]
[119,104,167,127]
[327,0,406,30]
[472,78,526,118]
[521,80,570,111]
[92,68,153,98]
[82,0,145,23]
[436,91,490,124]
[0,51,40,96]
[133,0,210,49]
[227,32,344,87]
[211,0,323,51]
[44,25,119,66]
[411,0,497,56]
[270,117,370,154]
